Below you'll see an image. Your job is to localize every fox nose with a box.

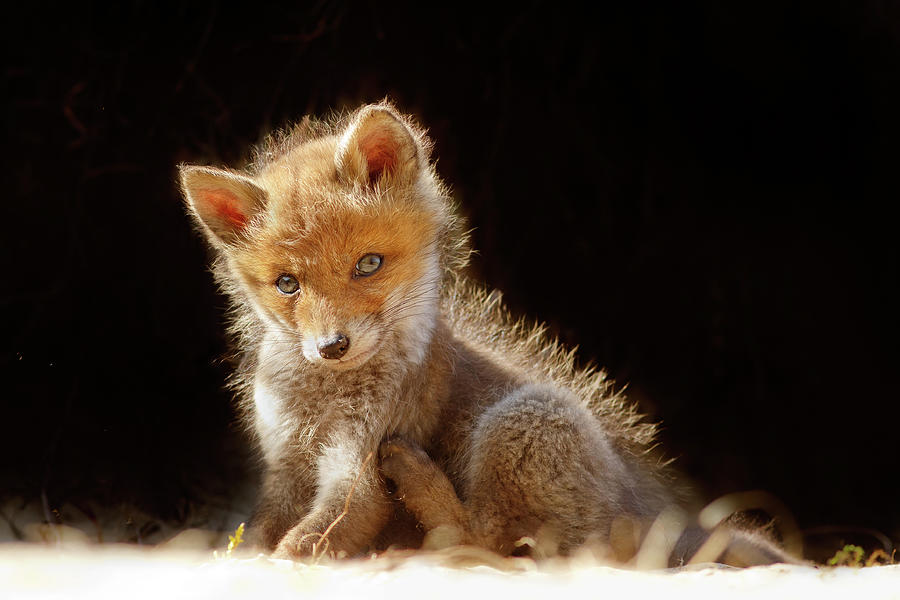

[318,334,350,359]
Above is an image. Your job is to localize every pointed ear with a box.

[335,105,422,186]
[180,165,267,246]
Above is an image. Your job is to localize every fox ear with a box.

[180,165,267,246]
[335,105,422,186]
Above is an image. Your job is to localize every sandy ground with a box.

[2,495,897,599]
[1,542,898,600]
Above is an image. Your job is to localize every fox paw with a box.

[272,529,318,560]
[272,526,352,560]
[378,437,469,548]
[378,437,434,497]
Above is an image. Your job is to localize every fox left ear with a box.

[335,105,422,186]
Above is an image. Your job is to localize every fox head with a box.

[181,103,467,370]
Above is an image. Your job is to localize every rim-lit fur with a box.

[180,102,788,564]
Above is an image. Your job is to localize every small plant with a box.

[826,544,896,567]
[227,522,245,556]
[213,522,245,560]
[827,544,864,567]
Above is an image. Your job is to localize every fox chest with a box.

[250,371,394,465]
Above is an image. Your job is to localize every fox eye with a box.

[275,274,300,295]
[355,254,383,277]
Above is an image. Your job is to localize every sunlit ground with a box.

[2,495,898,600]
[1,543,898,600]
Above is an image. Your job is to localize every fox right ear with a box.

[180,165,267,246]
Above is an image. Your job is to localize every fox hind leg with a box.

[461,384,634,555]
[381,384,634,557]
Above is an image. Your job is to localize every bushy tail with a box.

[672,525,804,567]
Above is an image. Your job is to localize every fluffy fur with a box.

[180,102,791,564]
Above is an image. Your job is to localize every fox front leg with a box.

[272,444,393,559]
[246,461,316,552]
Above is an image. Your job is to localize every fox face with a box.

[232,198,441,370]
[181,105,452,369]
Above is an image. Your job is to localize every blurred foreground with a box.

[1,543,898,600]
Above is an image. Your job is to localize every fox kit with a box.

[181,102,791,564]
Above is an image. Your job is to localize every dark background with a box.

[4,1,898,559]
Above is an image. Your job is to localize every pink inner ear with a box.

[199,188,248,229]
[358,131,398,179]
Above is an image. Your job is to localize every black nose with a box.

[318,334,350,359]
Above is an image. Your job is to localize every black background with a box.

[4,1,898,559]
